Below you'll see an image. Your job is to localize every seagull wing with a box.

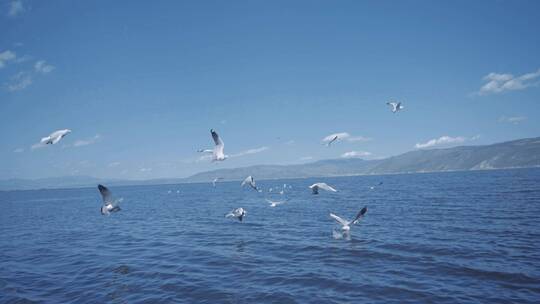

[352,206,368,224]
[317,183,337,192]
[198,149,213,153]
[330,213,349,226]
[98,184,114,205]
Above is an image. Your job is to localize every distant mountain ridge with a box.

[1,137,539,191]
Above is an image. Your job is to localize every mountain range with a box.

[1,137,539,191]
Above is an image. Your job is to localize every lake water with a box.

[1,169,540,303]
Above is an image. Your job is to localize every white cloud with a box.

[415,135,473,149]
[322,132,371,143]
[0,50,16,68]
[299,156,313,161]
[31,142,45,150]
[499,116,527,124]
[108,162,121,167]
[8,0,24,17]
[478,69,540,95]
[341,151,372,158]
[72,134,101,147]
[230,146,269,158]
[34,60,55,74]
[285,140,295,145]
[13,147,24,153]
[140,167,152,172]
[5,71,32,91]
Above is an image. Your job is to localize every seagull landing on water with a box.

[40,129,71,145]
[212,177,223,187]
[226,208,246,222]
[98,184,123,215]
[309,183,337,195]
[330,206,368,232]
[386,101,404,113]
[266,199,285,207]
[198,129,227,162]
[241,176,259,191]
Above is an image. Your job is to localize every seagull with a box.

[226,208,246,222]
[326,135,339,147]
[98,184,122,215]
[212,177,223,187]
[309,183,337,195]
[198,129,227,161]
[330,206,368,232]
[266,199,285,207]
[386,101,404,113]
[241,176,259,191]
[40,129,72,145]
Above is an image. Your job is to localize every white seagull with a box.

[386,101,404,113]
[309,183,337,195]
[198,129,227,161]
[226,207,247,222]
[266,199,285,207]
[241,175,259,191]
[98,184,123,215]
[330,206,368,231]
[40,129,72,145]
[212,177,223,187]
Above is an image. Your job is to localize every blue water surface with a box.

[1,169,540,303]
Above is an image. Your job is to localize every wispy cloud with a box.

[341,151,372,158]
[230,146,269,158]
[499,116,527,124]
[139,167,152,172]
[108,162,121,167]
[322,132,371,143]
[5,71,32,91]
[0,50,16,68]
[415,135,479,149]
[71,134,101,147]
[299,156,313,161]
[478,69,540,95]
[13,147,24,153]
[34,60,55,74]
[8,0,25,17]
[31,142,46,150]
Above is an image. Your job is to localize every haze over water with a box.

[1,168,539,303]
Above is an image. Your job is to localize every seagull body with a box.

[40,129,71,145]
[241,176,259,191]
[198,129,227,161]
[98,184,122,215]
[386,101,404,113]
[266,199,285,207]
[330,207,368,231]
[226,208,246,222]
[309,183,337,195]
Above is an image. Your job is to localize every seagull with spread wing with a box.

[226,207,247,222]
[98,184,123,215]
[266,199,286,207]
[40,129,72,145]
[198,129,227,161]
[241,176,259,191]
[386,101,404,113]
[309,182,337,195]
[330,206,368,232]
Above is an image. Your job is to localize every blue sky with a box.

[1,0,539,180]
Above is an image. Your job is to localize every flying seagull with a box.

[309,183,337,195]
[226,208,246,222]
[40,129,71,145]
[326,135,339,147]
[330,206,368,231]
[386,101,404,113]
[266,199,285,207]
[98,184,122,215]
[241,176,259,191]
[198,129,227,161]
[212,177,223,187]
